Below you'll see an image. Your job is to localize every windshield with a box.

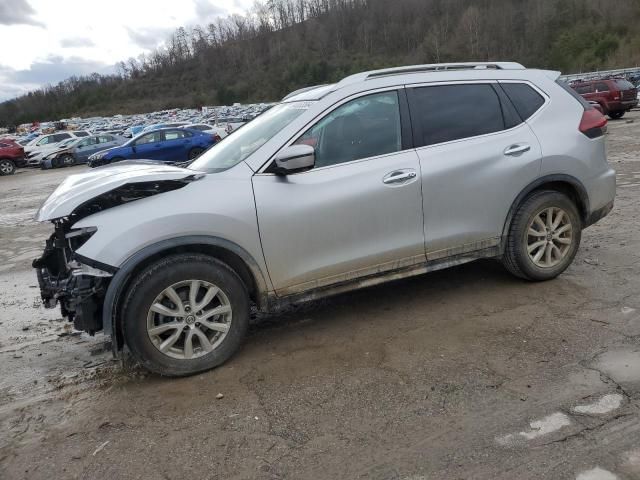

[189,102,314,173]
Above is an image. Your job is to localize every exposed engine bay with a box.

[32,180,193,335]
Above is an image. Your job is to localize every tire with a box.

[122,254,250,377]
[609,110,625,119]
[0,159,16,176]
[60,154,75,167]
[188,147,204,160]
[502,190,582,281]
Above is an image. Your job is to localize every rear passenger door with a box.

[407,82,544,259]
[162,129,190,161]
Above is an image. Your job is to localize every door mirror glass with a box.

[274,145,315,174]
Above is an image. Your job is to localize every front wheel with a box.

[609,110,625,120]
[122,254,250,377]
[502,191,582,281]
[0,159,16,175]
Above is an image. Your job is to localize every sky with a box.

[0,0,253,101]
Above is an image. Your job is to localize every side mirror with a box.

[274,144,315,175]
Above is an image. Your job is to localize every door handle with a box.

[383,169,417,185]
[504,144,531,156]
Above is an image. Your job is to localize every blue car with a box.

[87,128,216,167]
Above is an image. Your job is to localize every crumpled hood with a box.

[36,161,204,221]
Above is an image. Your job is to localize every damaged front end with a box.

[32,173,202,336]
[33,221,112,334]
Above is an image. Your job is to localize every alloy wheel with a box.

[146,280,232,360]
[526,207,573,268]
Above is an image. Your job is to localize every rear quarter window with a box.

[501,83,546,120]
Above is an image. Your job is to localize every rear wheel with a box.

[188,147,204,160]
[0,159,16,175]
[609,110,625,119]
[122,254,250,377]
[503,191,582,281]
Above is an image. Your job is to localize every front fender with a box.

[101,235,271,346]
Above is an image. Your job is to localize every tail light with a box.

[579,108,607,139]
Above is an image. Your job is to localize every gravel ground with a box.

[1,114,640,480]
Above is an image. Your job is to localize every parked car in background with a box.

[571,78,638,119]
[141,122,189,133]
[23,131,92,160]
[34,62,615,376]
[0,140,26,175]
[41,134,126,169]
[88,128,217,167]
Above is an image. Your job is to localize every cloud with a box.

[0,56,115,101]
[126,26,174,50]
[60,36,95,48]
[194,0,226,20]
[0,0,44,27]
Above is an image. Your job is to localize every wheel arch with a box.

[103,236,270,352]
[502,174,590,241]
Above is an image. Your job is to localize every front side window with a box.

[135,132,162,145]
[294,91,401,168]
[409,84,505,147]
[36,136,52,146]
[98,135,114,143]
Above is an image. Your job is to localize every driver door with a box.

[252,89,425,296]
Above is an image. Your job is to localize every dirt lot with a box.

[2,115,640,480]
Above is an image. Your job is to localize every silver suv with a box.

[33,62,615,376]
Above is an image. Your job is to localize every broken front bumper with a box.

[32,223,112,335]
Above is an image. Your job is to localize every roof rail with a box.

[282,84,329,101]
[336,62,526,87]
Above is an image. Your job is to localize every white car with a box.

[24,131,91,164]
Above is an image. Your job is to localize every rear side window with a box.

[408,84,504,147]
[595,82,609,92]
[164,130,187,140]
[54,133,71,142]
[574,84,593,94]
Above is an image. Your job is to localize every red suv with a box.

[571,78,638,119]
[0,139,26,175]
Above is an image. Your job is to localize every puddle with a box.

[497,412,571,445]
[573,394,624,415]
[592,349,640,384]
[576,467,618,480]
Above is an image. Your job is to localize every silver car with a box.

[33,62,615,376]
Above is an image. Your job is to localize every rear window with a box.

[615,79,635,90]
[408,84,505,147]
[501,83,546,120]
[557,81,591,109]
